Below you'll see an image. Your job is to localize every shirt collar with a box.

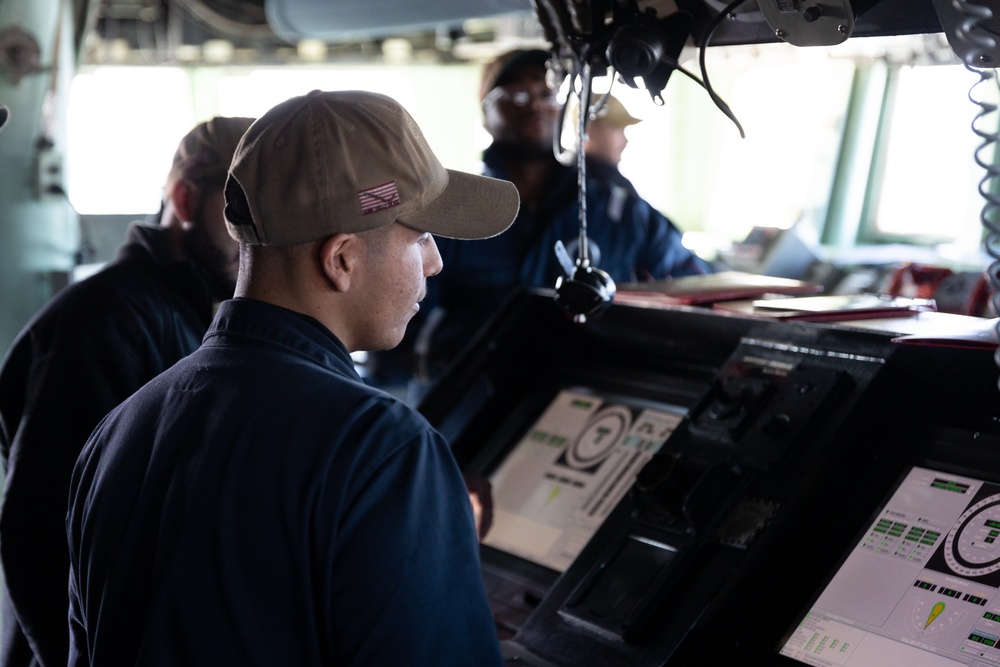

[206,298,361,380]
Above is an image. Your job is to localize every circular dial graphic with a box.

[564,405,631,469]
[944,493,1000,577]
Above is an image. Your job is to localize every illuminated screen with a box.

[781,466,1000,666]
[481,388,685,573]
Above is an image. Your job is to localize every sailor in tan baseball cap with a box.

[64,90,520,667]
[224,89,519,353]
[581,94,641,167]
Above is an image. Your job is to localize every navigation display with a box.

[781,466,1000,667]
[481,388,685,573]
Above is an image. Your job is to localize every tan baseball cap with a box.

[593,95,641,128]
[571,94,641,129]
[165,116,255,198]
[225,90,520,246]
[597,95,642,127]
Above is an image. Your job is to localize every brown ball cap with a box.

[165,116,255,197]
[225,90,520,246]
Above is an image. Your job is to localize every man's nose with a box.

[425,236,443,277]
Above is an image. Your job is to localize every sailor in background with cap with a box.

[0,116,253,667]
[66,90,518,667]
[398,48,714,398]
[583,93,644,194]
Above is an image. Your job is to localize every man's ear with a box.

[169,179,201,227]
[318,233,361,293]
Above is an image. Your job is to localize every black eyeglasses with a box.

[484,87,560,109]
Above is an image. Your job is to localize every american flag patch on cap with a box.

[358,181,401,215]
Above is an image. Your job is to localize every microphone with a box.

[554,240,616,324]
[552,56,616,324]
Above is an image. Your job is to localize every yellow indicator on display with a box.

[545,487,561,505]
[926,602,946,629]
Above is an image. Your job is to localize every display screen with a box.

[780,466,1000,666]
[481,388,685,573]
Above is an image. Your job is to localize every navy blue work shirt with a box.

[412,144,712,383]
[67,298,502,667]
[0,222,216,667]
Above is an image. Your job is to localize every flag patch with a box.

[358,181,401,215]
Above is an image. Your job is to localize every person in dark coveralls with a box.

[66,90,519,667]
[382,49,712,395]
[0,115,253,667]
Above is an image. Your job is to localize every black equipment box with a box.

[417,289,1000,667]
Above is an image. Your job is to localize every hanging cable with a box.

[553,53,580,167]
[698,0,750,138]
[576,55,594,267]
[552,43,617,323]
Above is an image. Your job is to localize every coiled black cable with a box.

[951,0,1000,384]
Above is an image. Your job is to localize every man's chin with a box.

[370,330,407,353]
[494,140,552,161]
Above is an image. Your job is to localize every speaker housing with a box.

[933,0,1000,68]
[758,0,856,46]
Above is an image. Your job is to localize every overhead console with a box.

[262,0,947,48]
[417,289,1000,667]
